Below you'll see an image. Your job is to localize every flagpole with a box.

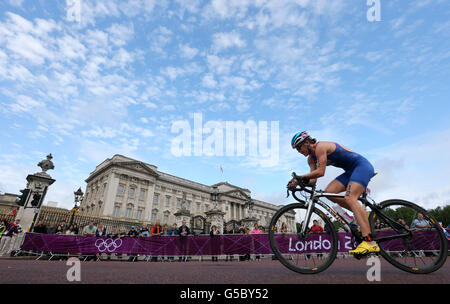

[220,165,223,182]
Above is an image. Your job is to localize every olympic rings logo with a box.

[94,238,123,252]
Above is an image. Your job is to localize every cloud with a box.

[179,43,199,59]
[366,129,450,209]
[212,31,246,53]
[206,54,234,75]
[201,74,217,88]
[107,23,134,47]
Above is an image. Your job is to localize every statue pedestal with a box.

[205,208,226,234]
[240,217,259,231]
[16,173,55,233]
[174,209,191,228]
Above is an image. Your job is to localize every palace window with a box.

[139,189,146,201]
[153,193,159,205]
[113,206,120,217]
[125,207,132,218]
[136,209,143,220]
[165,196,171,207]
[129,188,135,199]
[117,185,124,196]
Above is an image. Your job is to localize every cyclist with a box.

[288,131,379,255]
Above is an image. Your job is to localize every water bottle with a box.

[333,204,354,223]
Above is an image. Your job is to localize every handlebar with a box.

[287,172,315,198]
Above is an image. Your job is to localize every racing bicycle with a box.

[268,173,448,274]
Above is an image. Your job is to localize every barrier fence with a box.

[19,231,449,257]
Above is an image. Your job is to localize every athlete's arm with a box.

[306,156,318,185]
[301,144,327,180]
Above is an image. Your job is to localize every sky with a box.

[0,0,449,211]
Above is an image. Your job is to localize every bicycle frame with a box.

[291,185,412,243]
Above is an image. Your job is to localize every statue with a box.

[38,154,55,172]
[180,193,187,210]
[36,154,55,177]
[244,200,255,218]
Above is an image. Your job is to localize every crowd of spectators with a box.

[0,217,22,256]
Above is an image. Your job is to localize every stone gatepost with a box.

[240,217,259,231]
[16,154,55,233]
[240,199,258,231]
[174,209,191,228]
[205,208,226,234]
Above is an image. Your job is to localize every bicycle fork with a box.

[298,198,316,240]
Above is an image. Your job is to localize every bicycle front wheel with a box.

[369,199,448,274]
[269,203,338,274]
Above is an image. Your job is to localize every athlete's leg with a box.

[324,179,353,211]
[343,182,374,245]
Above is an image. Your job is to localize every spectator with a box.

[166,223,179,262]
[224,224,234,235]
[46,223,56,234]
[151,219,164,236]
[251,223,261,261]
[82,222,97,237]
[60,221,69,233]
[178,220,190,262]
[55,225,64,235]
[224,225,234,262]
[128,226,139,238]
[115,228,127,260]
[374,219,389,230]
[178,220,190,236]
[397,218,409,229]
[139,223,150,237]
[163,224,169,235]
[209,225,220,262]
[239,227,251,261]
[0,217,20,256]
[411,213,431,229]
[252,223,261,234]
[105,229,119,260]
[119,227,127,238]
[168,223,179,236]
[96,223,107,237]
[311,220,324,233]
[280,223,288,233]
[65,225,76,235]
[33,221,47,234]
[72,224,79,235]
[127,226,139,262]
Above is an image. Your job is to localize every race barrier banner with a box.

[19,230,448,256]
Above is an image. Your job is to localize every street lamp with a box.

[69,187,84,227]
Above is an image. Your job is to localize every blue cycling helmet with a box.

[291,131,310,149]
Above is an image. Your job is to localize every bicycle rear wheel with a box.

[369,199,448,274]
[269,203,338,274]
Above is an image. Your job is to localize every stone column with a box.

[174,209,191,227]
[174,193,191,227]
[16,172,55,233]
[240,217,258,231]
[205,208,226,234]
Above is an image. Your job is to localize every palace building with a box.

[80,154,295,232]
